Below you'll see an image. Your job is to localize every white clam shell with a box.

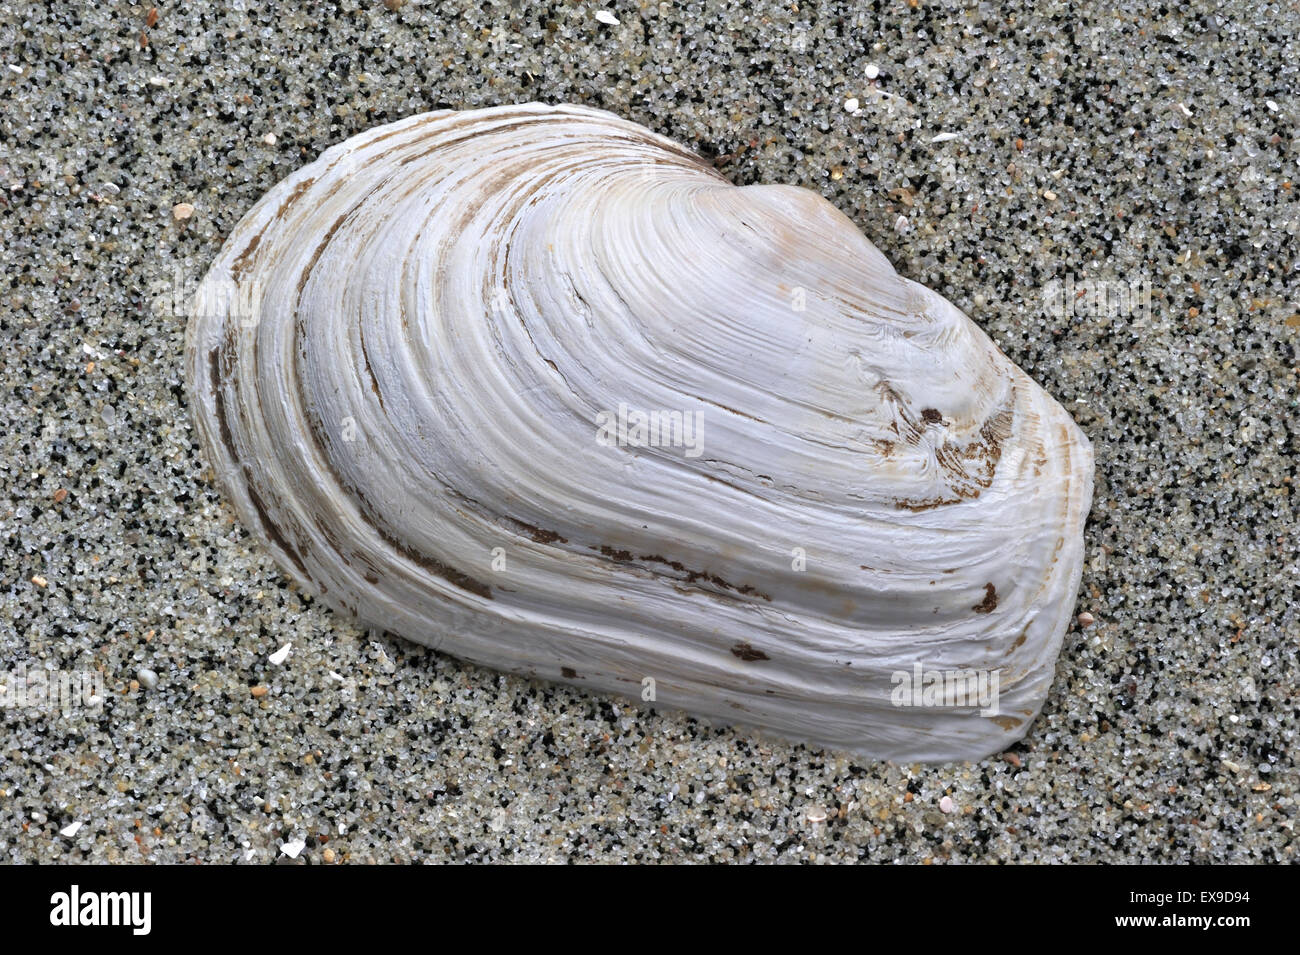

[186,103,1094,762]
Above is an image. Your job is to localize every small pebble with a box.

[1077,611,1095,627]
[171,202,195,220]
[594,10,619,25]
[865,63,880,79]
[250,685,269,698]
[30,575,47,588]
[844,97,859,112]
[263,132,277,145]
[939,795,955,813]
[323,847,336,863]
[136,667,159,690]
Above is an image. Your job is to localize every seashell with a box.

[186,103,1094,762]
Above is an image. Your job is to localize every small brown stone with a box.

[250,685,268,698]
